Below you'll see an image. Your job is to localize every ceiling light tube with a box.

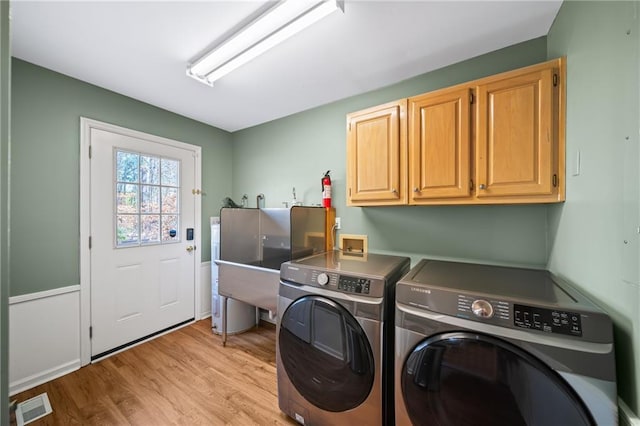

[187,0,342,86]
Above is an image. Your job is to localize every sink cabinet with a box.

[346,58,566,206]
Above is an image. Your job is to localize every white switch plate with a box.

[335,217,341,230]
[572,150,581,176]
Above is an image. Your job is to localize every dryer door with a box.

[401,331,596,426]
[279,295,375,412]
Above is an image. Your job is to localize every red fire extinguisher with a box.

[321,170,332,208]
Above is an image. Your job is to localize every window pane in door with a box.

[140,155,160,185]
[115,149,181,247]
[117,183,138,213]
[161,158,179,186]
[141,185,160,213]
[117,214,139,246]
[162,187,178,213]
[116,151,139,183]
[163,215,179,241]
[141,215,160,244]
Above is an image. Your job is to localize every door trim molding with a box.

[79,117,202,366]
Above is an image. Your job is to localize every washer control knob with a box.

[471,299,494,319]
[317,273,329,286]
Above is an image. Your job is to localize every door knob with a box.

[186,245,196,253]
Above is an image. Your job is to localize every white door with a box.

[89,127,196,359]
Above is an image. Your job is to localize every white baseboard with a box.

[10,360,81,396]
[620,398,640,426]
[9,286,81,396]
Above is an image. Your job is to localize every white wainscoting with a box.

[200,261,211,319]
[10,262,212,396]
[9,286,81,396]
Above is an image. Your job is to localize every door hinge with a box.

[553,174,558,187]
[348,188,352,196]
[348,122,352,132]
[553,73,558,87]
[89,145,92,159]
[470,92,474,104]
[89,326,93,339]
[470,179,474,190]
[89,236,92,249]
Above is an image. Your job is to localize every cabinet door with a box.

[346,100,407,206]
[409,88,472,203]
[476,67,556,200]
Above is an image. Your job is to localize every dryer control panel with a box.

[514,304,582,337]
[397,285,588,338]
[395,259,613,343]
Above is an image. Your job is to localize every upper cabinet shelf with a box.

[346,58,566,206]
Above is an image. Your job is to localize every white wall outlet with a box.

[335,217,341,230]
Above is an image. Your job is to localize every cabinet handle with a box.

[479,184,486,190]
[391,188,398,194]
[413,187,420,193]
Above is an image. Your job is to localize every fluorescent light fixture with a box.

[187,0,342,86]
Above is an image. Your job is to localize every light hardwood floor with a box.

[11,320,298,425]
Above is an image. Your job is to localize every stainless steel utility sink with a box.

[215,206,326,344]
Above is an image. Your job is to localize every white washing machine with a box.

[395,259,617,426]
[277,251,410,425]
[210,217,256,335]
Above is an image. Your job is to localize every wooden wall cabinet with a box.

[346,100,407,206]
[347,58,566,206]
[409,87,473,202]
[474,62,562,203]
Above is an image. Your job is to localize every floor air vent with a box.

[16,392,52,425]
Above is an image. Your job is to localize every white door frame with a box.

[79,117,202,366]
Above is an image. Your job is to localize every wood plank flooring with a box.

[10,320,298,425]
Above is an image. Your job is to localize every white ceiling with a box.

[10,1,562,132]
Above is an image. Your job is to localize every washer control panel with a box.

[281,266,386,297]
[338,275,371,295]
[514,304,582,337]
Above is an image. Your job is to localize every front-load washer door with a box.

[401,331,596,426]
[279,295,375,412]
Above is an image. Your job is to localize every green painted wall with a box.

[547,1,640,414]
[231,38,550,266]
[1,0,10,422]
[10,59,233,296]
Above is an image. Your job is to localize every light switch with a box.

[572,150,581,176]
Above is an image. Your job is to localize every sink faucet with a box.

[257,193,265,208]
